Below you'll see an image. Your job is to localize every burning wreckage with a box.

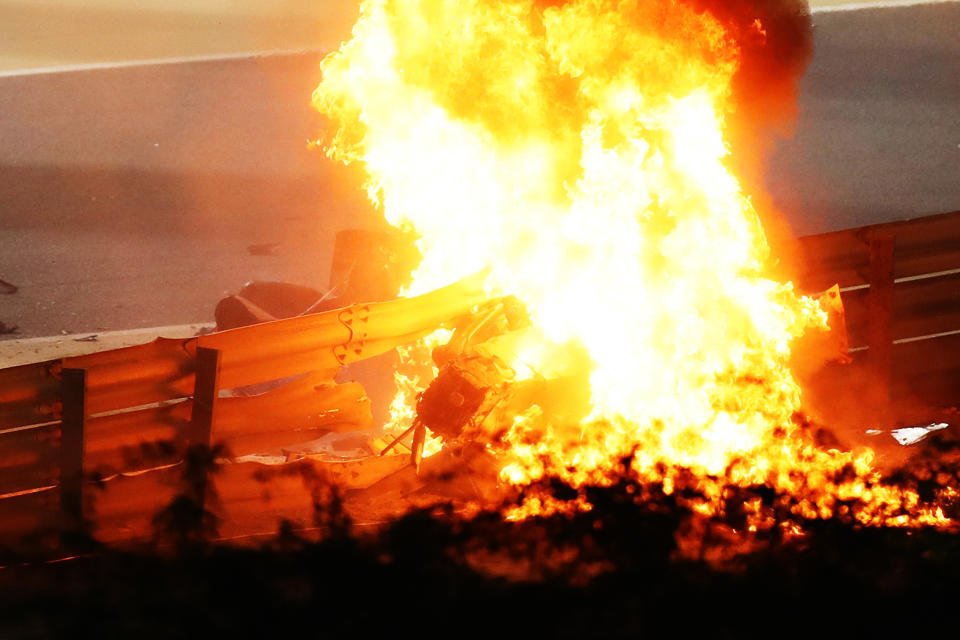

[2,0,960,560]
[298,0,960,532]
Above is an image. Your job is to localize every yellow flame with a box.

[314,0,951,528]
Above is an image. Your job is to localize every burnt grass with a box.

[3,437,960,637]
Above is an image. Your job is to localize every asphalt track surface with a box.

[0,3,958,338]
[768,2,960,233]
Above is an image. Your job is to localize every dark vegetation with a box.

[2,433,960,638]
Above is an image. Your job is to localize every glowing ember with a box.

[313,0,954,531]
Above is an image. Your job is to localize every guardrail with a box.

[797,209,960,410]
[1,211,958,549]
[0,277,486,547]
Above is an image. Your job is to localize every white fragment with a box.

[891,422,949,446]
[232,454,289,465]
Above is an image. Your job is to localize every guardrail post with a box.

[189,347,221,510]
[866,231,894,412]
[60,367,86,536]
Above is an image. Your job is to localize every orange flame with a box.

[313,0,953,530]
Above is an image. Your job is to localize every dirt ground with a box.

[0,324,213,368]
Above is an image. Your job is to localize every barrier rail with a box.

[0,275,486,546]
[796,209,960,409]
[0,212,958,549]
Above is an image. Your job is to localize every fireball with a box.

[313,0,952,530]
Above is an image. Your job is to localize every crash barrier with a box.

[0,277,487,545]
[2,210,959,546]
[797,209,960,409]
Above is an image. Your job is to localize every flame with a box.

[313,0,953,531]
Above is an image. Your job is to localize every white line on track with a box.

[0,48,320,79]
[0,0,955,79]
[812,0,958,12]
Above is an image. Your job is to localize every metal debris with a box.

[890,422,949,446]
[246,243,280,256]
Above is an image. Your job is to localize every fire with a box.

[313,0,953,531]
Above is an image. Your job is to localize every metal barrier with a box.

[1,209,959,546]
[797,209,960,409]
[0,276,486,545]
